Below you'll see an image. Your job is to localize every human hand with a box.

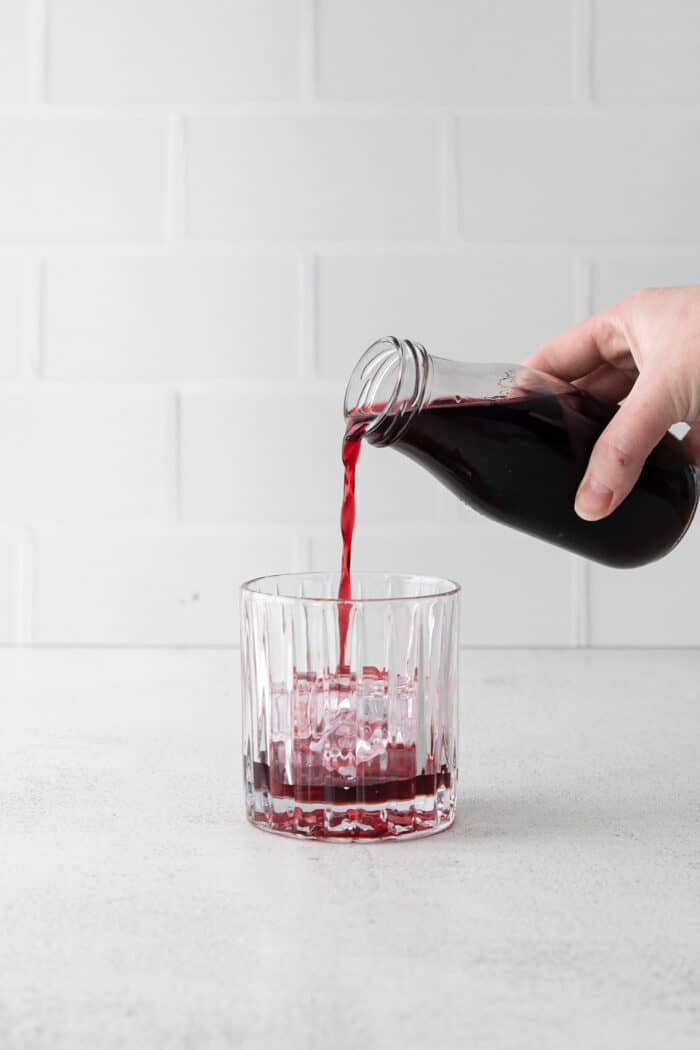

[524,286,700,521]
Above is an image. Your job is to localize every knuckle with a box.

[627,287,647,306]
[610,442,631,469]
[629,286,659,307]
[591,314,618,347]
[596,432,635,472]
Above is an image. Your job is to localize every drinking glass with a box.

[241,572,460,841]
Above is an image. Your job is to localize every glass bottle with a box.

[343,337,699,569]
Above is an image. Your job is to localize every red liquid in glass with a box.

[253,753,451,805]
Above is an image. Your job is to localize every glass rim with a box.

[241,570,461,605]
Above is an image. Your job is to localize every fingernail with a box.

[575,476,613,521]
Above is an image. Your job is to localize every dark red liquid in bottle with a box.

[384,390,698,568]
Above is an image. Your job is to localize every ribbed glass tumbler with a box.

[241,572,460,841]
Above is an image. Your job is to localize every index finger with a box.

[523,312,629,382]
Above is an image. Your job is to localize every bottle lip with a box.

[343,337,430,446]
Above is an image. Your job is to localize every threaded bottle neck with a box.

[343,337,431,447]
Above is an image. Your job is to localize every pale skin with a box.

[524,285,700,521]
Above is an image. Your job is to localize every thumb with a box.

[575,373,677,521]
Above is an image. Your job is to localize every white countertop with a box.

[2,649,700,1049]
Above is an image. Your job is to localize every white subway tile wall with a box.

[47,0,301,103]
[457,116,700,243]
[0,390,168,521]
[32,529,296,646]
[316,0,570,103]
[0,530,19,643]
[0,0,696,646]
[592,0,700,103]
[0,119,166,239]
[0,260,23,378]
[185,116,440,240]
[0,2,28,102]
[43,256,300,381]
[589,537,700,647]
[591,256,700,311]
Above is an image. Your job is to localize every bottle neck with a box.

[343,337,432,447]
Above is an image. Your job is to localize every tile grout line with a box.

[164,391,182,522]
[21,258,43,381]
[0,241,697,259]
[7,100,700,119]
[27,0,48,106]
[16,527,35,646]
[300,0,318,102]
[571,255,593,646]
[165,113,187,240]
[298,254,317,379]
[571,0,593,105]
[573,255,593,321]
[571,553,591,647]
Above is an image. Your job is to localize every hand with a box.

[524,286,700,521]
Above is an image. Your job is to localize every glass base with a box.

[246,786,456,842]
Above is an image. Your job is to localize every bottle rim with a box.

[343,336,431,446]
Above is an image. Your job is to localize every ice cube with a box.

[387,674,417,746]
[356,669,388,765]
[321,707,357,777]
[292,670,316,742]
[270,682,290,741]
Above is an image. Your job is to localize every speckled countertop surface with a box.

[2,649,699,1049]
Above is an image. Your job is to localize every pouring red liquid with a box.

[337,419,364,669]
